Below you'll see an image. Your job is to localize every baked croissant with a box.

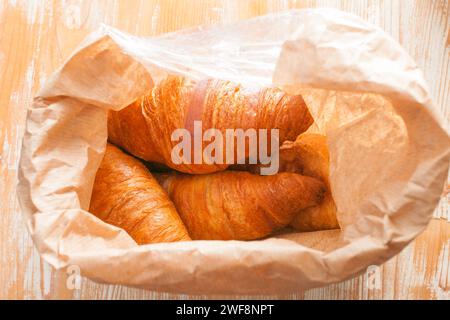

[155,171,325,240]
[89,143,191,244]
[232,133,339,231]
[108,75,313,174]
[287,134,339,231]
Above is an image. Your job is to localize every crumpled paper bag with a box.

[17,9,450,294]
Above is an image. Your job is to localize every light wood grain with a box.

[0,0,449,300]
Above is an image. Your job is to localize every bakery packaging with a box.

[17,9,450,294]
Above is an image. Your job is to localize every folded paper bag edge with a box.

[37,32,154,111]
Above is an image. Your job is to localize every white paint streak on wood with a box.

[433,241,449,299]
[151,3,160,35]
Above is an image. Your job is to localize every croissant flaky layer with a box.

[108,75,313,174]
[232,133,339,231]
[156,171,326,240]
[286,134,339,231]
[89,143,191,244]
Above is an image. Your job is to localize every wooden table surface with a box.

[0,0,449,300]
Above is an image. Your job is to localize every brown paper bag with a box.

[17,9,450,294]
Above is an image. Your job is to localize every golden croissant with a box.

[286,134,339,231]
[155,171,326,240]
[232,133,339,232]
[108,75,313,174]
[89,143,191,244]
